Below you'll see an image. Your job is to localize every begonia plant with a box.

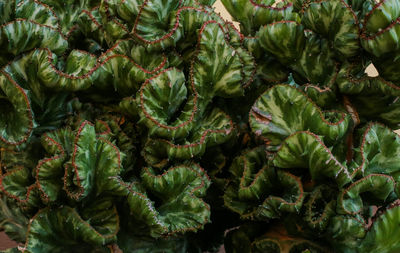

[2,0,400,252]
[222,0,400,252]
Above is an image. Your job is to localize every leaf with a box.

[360,204,400,253]
[0,71,34,146]
[0,166,40,209]
[224,147,304,220]
[301,0,360,58]
[273,131,352,187]
[361,0,400,57]
[15,0,60,29]
[138,68,194,140]
[353,123,400,177]
[259,21,305,65]
[192,20,249,109]
[256,169,304,220]
[35,129,71,202]
[249,84,351,149]
[303,186,336,231]
[337,174,395,215]
[142,107,234,166]
[0,19,67,64]
[114,164,211,237]
[21,204,118,253]
[64,121,124,200]
[221,0,296,35]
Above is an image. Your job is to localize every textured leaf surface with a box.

[249,84,351,149]
[360,205,400,253]
[115,164,211,237]
[221,0,296,35]
[22,205,118,253]
[273,131,352,186]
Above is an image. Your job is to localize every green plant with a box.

[2,0,400,252]
[221,0,400,252]
[0,0,254,252]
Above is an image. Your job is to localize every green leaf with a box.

[192,21,250,109]
[326,215,366,251]
[0,1,14,24]
[256,169,304,219]
[259,21,305,65]
[273,131,352,187]
[224,147,274,217]
[64,121,124,200]
[0,19,68,64]
[15,0,59,29]
[360,204,400,253]
[353,123,400,177]
[221,0,297,35]
[337,62,400,97]
[337,174,395,215]
[249,84,351,149]
[0,166,40,209]
[3,43,166,94]
[0,71,34,146]
[303,186,336,231]
[138,68,193,140]
[224,146,304,220]
[21,205,118,253]
[35,128,73,202]
[114,164,211,237]
[142,107,234,166]
[361,0,400,57]
[301,0,360,58]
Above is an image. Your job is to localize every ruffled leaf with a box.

[0,71,34,146]
[192,21,251,108]
[221,0,296,35]
[303,186,336,231]
[259,21,305,65]
[353,123,400,177]
[273,131,352,187]
[301,0,360,58]
[142,107,234,166]
[224,147,304,220]
[361,0,400,57]
[0,19,67,64]
[0,167,40,209]
[115,163,211,237]
[360,204,400,253]
[64,121,124,200]
[21,204,118,253]
[35,128,72,202]
[249,84,351,149]
[337,174,395,215]
[138,68,193,140]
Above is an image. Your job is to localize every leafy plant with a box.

[2,0,400,252]
[0,0,254,252]
[221,0,400,252]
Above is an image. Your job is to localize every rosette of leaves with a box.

[0,119,212,252]
[0,0,173,151]
[223,83,400,252]
[136,20,248,167]
[222,0,400,126]
[0,0,256,252]
[219,1,400,251]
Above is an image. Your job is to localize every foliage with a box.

[1,0,400,252]
[221,0,400,252]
